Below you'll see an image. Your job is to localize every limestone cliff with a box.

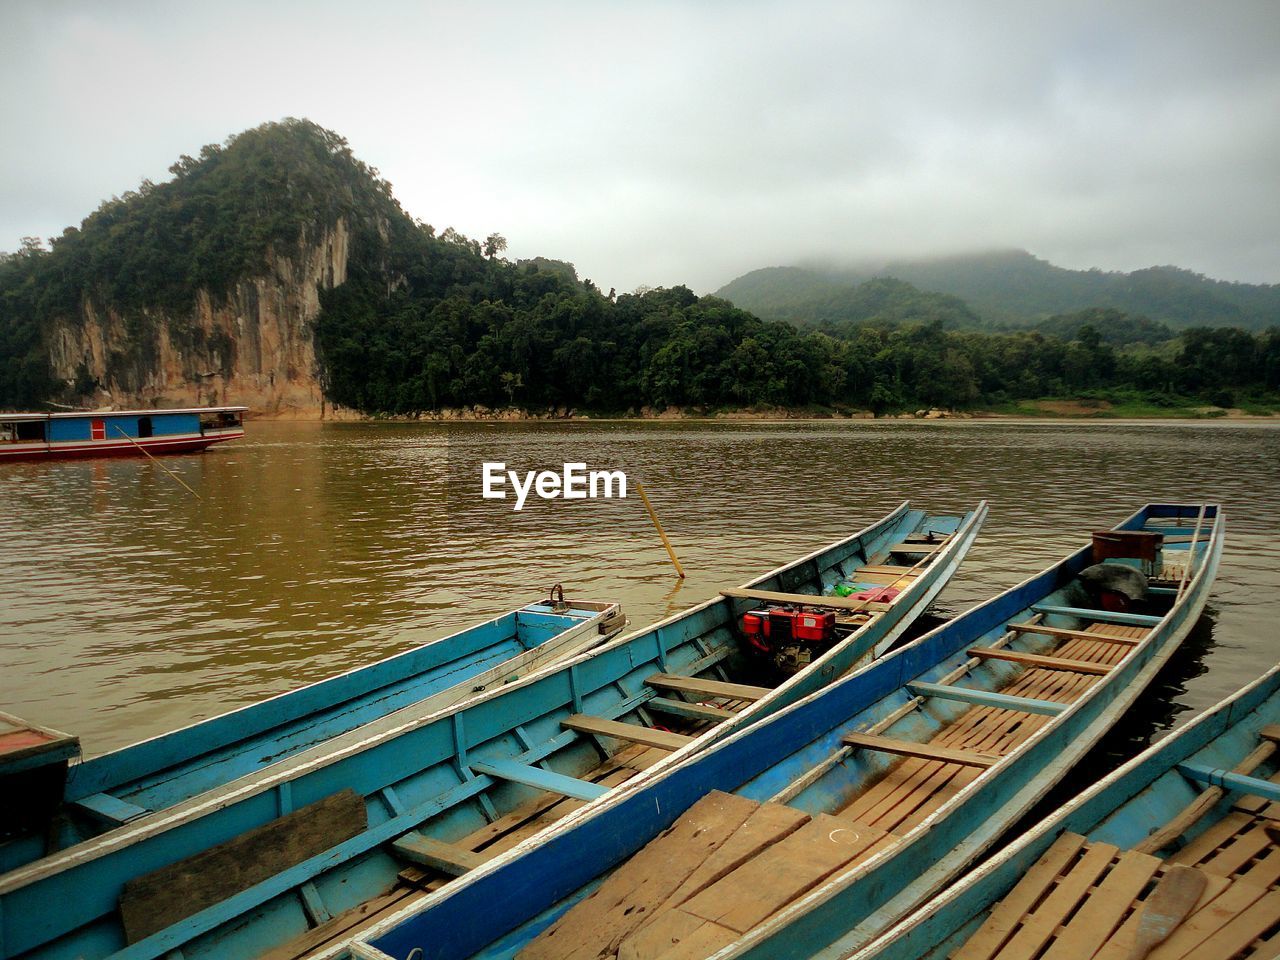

[46,221,349,415]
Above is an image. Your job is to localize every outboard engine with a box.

[741,605,839,676]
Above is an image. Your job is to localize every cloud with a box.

[2,0,1277,292]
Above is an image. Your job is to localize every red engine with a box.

[741,605,838,675]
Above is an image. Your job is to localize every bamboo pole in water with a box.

[636,482,685,579]
[113,425,203,501]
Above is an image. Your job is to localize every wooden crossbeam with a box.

[1007,623,1142,646]
[905,681,1067,717]
[645,673,771,702]
[968,647,1112,676]
[1029,604,1162,628]
[720,587,891,613]
[841,731,1001,768]
[646,697,736,721]
[469,758,609,801]
[561,715,693,751]
[1178,764,1280,804]
[391,833,484,876]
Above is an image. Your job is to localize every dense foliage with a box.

[2,119,1277,415]
[718,252,1280,331]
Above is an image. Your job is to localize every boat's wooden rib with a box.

[0,501,988,960]
[349,503,1223,960]
[645,673,772,702]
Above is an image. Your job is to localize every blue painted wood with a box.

[1029,605,1163,627]
[0,600,617,877]
[72,792,150,826]
[0,501,986,960]
[468,759,609,801]
[357,502,1223,960]
[1176,763,1280,802]
[905,682,1066,716]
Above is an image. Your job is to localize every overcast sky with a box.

[2,1,1277,293]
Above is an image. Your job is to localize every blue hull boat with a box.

[351,504,1223,960]
[844,662,1280,960]
[0,596,626,874]
[0,407,246,461]
[0,500,984,960]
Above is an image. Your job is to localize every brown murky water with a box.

[0,419,1276,759]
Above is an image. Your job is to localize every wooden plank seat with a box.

[968,647,1114,675]
[721,587,893,612]
[469,758,610,801]
[842,732,1000,769]
[391,834,484,876]
[645,697,736,721]
[645,673,771,703]
[905,681,1067,717]
[1007,622,1144,646]
[561,714,693,751]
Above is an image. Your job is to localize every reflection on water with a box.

[0,418,1276,758]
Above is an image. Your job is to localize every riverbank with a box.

[246,398,1280,422]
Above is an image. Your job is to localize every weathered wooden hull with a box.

[844,662,1280,960]
[0,501,984,960]
[0,598,624,874]
[352,504,1223,960]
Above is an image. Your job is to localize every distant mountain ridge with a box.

[715,250,1280,331]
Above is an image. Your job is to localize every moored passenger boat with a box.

[0,500,984,960]
[351,504,1223,960]
[0,406,246,461]
[845,660,1280,960]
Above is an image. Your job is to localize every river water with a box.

[0,419,1276,767]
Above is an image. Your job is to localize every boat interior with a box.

[357,505,1221,960]
[941,685,1280,960]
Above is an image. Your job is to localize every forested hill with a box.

[716,252,1280,331]
[1,119,1278,417]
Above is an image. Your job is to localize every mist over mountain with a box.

[717,251,1280,331]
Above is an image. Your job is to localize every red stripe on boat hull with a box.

[0,431,244,463]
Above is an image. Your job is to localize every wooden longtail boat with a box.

[350,504,1223,960]
[0,595,625,875]
[0,500,984,960]
[844,662,1280,960]
[0,407,246,461]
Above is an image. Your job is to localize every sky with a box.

[1,1,1278,294]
